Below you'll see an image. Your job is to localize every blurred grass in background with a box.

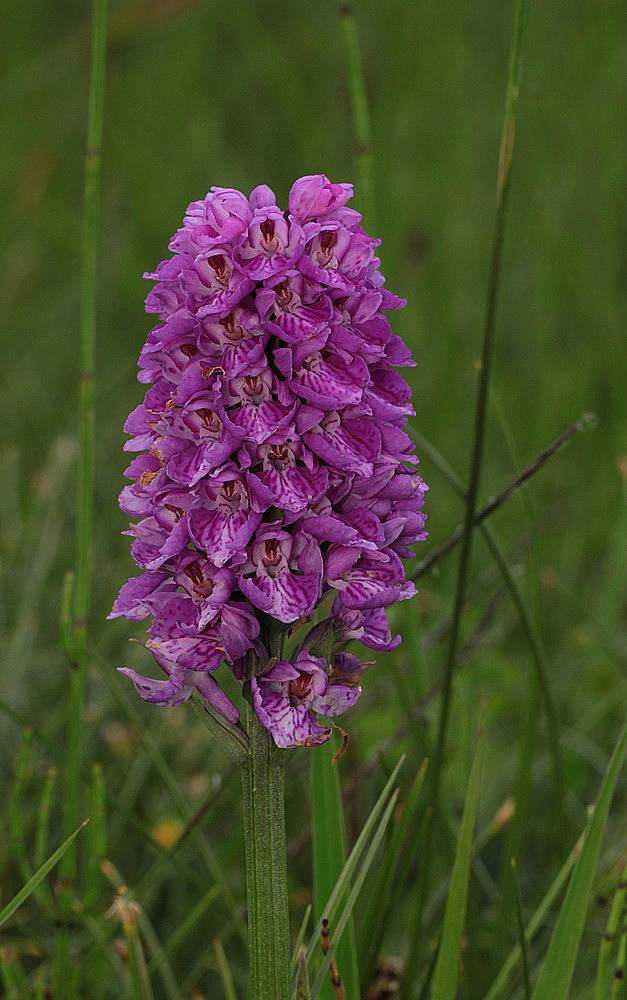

[0,0,625,997]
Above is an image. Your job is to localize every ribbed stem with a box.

[62,0,108,876]
[241,703,290,1000]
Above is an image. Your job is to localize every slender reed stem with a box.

[595,865,627,1000]
[411,413,593,582]
[338,1,375,227]
[241,634,290,1000]
[62,0,108,879]
[511,858,532,999]
[403,0,529,991]
[410,424,569,817]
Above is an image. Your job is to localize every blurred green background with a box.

[1,0,625,997]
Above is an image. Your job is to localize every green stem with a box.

[63,0,108,876]
[241,700,290,1000]
[338,1,375,227]
[403,0,529,991]
[410,429,564,820]
[595,865,627,1000]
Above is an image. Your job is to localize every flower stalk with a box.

[109,173,428,994]
[241,630,290,1000]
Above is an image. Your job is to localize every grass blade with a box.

[596,865,627,1000]
[150,884,221,970]
[359,759,429,986]
[0,820,88,928]
[484,833,583,1000]
[511,858,532,999]
[431,726,485,1000]
[214,938,238,1000]
[9,728,34,887]
[305,753,405,968]
[35,765,57,870]
[297,948,312,1000]
[291,905,312,978]
[494,671,540,964]
[82,910,128,979]
[114,896,155,1000]
[84,763,107,910]
[309,789,400,999]
[311,736,360,1000]
[102,860,182,1000]
[531,719,627,1000]
[32,969,46,1000]
[612,931,626,1000]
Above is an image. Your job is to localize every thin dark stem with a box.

[411,413,593,582]
[511,859,532,999]
[62,0,108,879]
[403,0,529,991]
[411,416,589,805]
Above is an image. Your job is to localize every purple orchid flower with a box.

[187,469,261,568]
[119,653,240,722]
[170,187,252,255]
[112,175,427,737]
[256,275,333,344]
[126,511,190,571]
[144,258,187,317]
[299,406,381,475]
[108,571,176,621]
[234,187,305,281]
[163,404,244,486]
[238,524,323,624]
[278,337,369,409]
[174,553,234,628]
[251,649,363,748]
[288,174,355,223]
[325,545,416,610]
[332,601,401,651]
[197,307,269,378]
[299,225,379,291]
[247,438,329,514]
[227,369,296,444]
[180,249,255,318]
[145,595,226,672]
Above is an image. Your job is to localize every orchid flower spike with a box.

[110,175,428,748]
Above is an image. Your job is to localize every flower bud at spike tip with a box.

[110,175,428,748]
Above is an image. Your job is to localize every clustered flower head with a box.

[110,175,428,748]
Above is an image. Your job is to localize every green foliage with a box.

[0,822,88,929]
[296,949,312,1000]
[596,865,627,1000]
[359,758,429,985]
[531,720,627,1000]
[431,727,484,1000]
[308,788,400,999]
[310,736,360,1000]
